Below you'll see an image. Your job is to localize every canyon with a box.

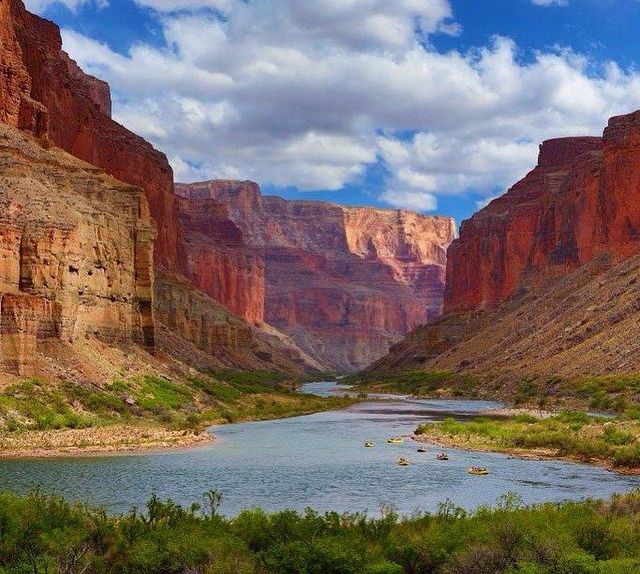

[0,0,318,380]
[11,0,640,387]
[177,181,456,371]
[372,110,640,382]
[1,0,449,378]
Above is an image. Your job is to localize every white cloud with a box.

[60,0,640,212]
[25,0,107,12]
[532,0,568,6]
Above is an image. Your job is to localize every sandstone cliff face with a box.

[0,123,154,375]
[445,115,640,313]
[373,109,640,382]
[177,181,456,371]
[175,196,264,325]
[2,0,179,270]
[445,136,604,312]
[0,0,319,378]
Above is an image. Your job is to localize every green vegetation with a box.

[348,370,479,398]
[415,411,640,469]
[0,372,356,435]
[559,374,640,412]
[350,370,640,413]
[1,489,640,573]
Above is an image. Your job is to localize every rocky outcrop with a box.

[175,196,264,325]
[2,0,179,270]
[0,123,154,375]
[177,181,456,371]
[445,136,604,312]
[445,113,640,313]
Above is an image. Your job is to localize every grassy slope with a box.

[0,371,355,454]
[1,489,640,573]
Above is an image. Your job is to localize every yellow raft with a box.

[398,457,410,466]
[387,437,404,444]
[364,441,374,448]
[467,466,489,476]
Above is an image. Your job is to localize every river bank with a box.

[0,425,213,458]
[414,411,640,474]
[0,382,637,516]
[0,374,357,458]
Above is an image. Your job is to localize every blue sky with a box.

[27,0,640,225]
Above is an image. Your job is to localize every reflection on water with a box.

[0,381,637,516]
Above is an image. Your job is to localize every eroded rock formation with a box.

[373,109,640,381]
[0,123,154,375]
[177,181,456,371]
[2,0,179,270]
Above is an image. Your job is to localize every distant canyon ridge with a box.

[177,181,455,371]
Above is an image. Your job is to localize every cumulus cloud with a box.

[60,0,640,212]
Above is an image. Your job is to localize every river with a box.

[0,381,637,515]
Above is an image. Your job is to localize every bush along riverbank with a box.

[0,371,357,457]
[415,411,640,472]
[1,490,640,573]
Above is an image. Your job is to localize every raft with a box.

[364,442,374,448]
[398,458,410,466]
[436,453,449,461]
[467,466,489,475]
[387,437,404,444]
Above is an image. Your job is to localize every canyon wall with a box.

[373,109,640,381]
[0,123,154,375]
[177,181,456,371]
[446,112,640,313]
[0,0,317,377]
[2,0,179,270]
[175,196,264,325]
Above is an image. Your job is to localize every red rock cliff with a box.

[175,195,265,325]
[177,181,455,371]
[445,110,640,313]
[1,0,179,270]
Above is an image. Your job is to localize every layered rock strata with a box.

[2,0,179,269]
[177,181,456,371]
[0,123,154,375]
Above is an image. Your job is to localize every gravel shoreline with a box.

[0,425,213,458]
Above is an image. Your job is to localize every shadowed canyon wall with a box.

[177,181,456,371]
